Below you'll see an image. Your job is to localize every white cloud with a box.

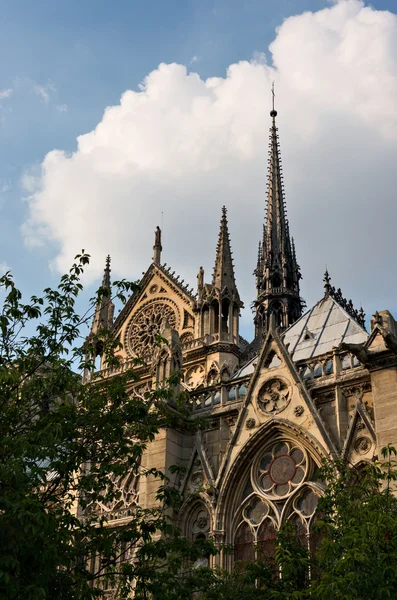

[0,88,13,100]
[33,82,56,104]
[22,0,397,335]
[0,261,10,275]
[56,103,68,113]
[190,55,199,65]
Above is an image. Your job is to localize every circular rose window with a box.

[256,442,307,498]
[125,301,179,361]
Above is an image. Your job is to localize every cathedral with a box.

[86,102,397,570]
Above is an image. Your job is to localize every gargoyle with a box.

[337,342,369,366]
[383,331,397,355]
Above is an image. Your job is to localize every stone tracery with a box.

[230,433,322,565]
[258,379,291,415]
[125,299,179,361]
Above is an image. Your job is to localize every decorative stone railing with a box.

[89,357,142,381]
[298,351,361,382]
[188,380,249,412]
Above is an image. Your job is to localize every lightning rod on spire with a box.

[270,81,277,119]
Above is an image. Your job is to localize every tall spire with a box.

[212,206,238,293]
[91,255,115,335]
[254,88,303,338]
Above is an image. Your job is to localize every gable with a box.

[180,432,215,498]
[216,317,337,490]
[113,264,196,362]
[342,400,376,463]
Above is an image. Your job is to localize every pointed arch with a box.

[215,419,328,545]
[178,493,213,540]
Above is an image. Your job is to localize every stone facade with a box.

[85,107,397,573]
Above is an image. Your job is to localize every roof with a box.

[282,295,368,362]
[231,355,257,380]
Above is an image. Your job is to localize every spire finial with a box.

[270,81,277,119]
[323,268,331,297]
[153,225,162,265]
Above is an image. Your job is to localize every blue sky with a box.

[1,0,397,340]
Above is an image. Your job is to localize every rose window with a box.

[257,442,307,498]
[258,379,290,415]
[127,302,178,361]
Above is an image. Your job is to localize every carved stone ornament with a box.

[225,413,238,427]
[246,418,256,429]
[294,405,304,417]
[185,364,205,389]
[258,379,291,415]
[192,509,210,535]
[149,284,158,294]
[342,381,372,401]
[191,471,205,488]
[354,436,372,455]
[207,363,220,386]
[126,300,179,361]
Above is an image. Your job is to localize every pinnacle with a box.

[91,254,114,335]
[212,206,238,294]
[102,254,111,289]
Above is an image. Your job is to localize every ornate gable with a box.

[113,263,196,362]
[216,315,337,491]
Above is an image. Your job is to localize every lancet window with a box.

[232,437,322,565]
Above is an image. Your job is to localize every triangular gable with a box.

[216,315,337,488]
[180,431,215,497]
[112,262,195,334]
[342,399,376,460]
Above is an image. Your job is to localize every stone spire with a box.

[196,206,243,345]
[91,255,115,335]
[153,226,162,265]
[254,89,303,338]
[212,206,238,294]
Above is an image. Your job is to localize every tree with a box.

[192,449,397,600]
[0,252,213,599]
[310,446,397,600]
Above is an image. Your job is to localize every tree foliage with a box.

[195,448,397,600]
[0,253,212,599]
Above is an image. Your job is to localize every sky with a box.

[1,0,397,341]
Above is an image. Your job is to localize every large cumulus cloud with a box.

[22,0,397,336]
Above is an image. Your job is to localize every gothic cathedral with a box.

[86,104,397,568]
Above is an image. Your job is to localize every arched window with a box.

[324,359,334,375]
[203,305,211,336]
[270,301,284,328]
[231,436,323,568]
[213,301,219,334]
[234,522,255,563]
[257,519,277,564]
[221,298,230,335]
